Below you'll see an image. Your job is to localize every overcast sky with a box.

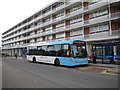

[0,0,56,46]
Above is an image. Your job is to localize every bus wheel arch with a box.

[33,57,36,63]
[54,58,60,66]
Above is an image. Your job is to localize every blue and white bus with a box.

[27,40,88,66]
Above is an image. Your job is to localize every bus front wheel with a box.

[55,59,60,66]
[33,57,36,63]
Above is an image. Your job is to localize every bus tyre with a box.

[33,57,36,63]
[55,59,60,66]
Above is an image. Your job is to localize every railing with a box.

[85,0,108,12]
[84,20,89,25]
[110,0,120,4]
[42,10,52,19]
[84,31,110,40]
[84,6,89,11]
[111,29,120,36]
[84,15,109,26]
[111,12,120,19]
[84,34,89,39]
[42,20,52,27]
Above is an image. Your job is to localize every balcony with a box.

[52,26,65,34]
[84,31,110,41]
[84,15,109,26]
[65,22,83,30]
[110,12,120,20]
[65,8,83,19]
[42,20,52,27]
[52,4,65,13]
[2,26,36,42]
[27,16,42,25]
[34,25,41,30]
[110,0,120,4]
[42,10,52,19]
[84,30,119,41]
[2,22,29,38]
[111,29,120,36]
[2,43,29,49]
[52,2,74,14]
[84,0,109,12]
[69,35,84,40]
[52,15,65,23]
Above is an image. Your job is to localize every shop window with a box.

[116,45,120,56]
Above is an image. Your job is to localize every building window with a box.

[90,23,108,33]
[99,9,108,16]
[99,24,108,31]
[45,35,52,40]
[46,26,52,31]
[70,29,82,36]
[56,11,64,18]
[70,4,82,12]
[37,29,42,33]
[70,16,82,24]
[90,9,108,19]
[56,32,65,38]
[56,21,65,28]
[37,38,42,42]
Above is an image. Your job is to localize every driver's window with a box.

[70,45,78,57]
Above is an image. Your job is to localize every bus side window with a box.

[54,45,62,56]
[47,45,56,56]
[37,46,42,55]
[29,46,37,55]
[62,44,69,57]
[41,46,47,55]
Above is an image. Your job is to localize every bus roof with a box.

[27,40,85,47]
[49,40,85,45]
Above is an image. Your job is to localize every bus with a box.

[27,40,88,66]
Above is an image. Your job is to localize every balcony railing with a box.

[111,12,120,19]
[84,6,88,11]
[110,0,120,4]
[84,34,89,39]
[84,15,109,26]
[111,29,120,36]
[83,0,109,13]
[84,20,89,25]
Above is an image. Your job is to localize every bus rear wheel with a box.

[55,59,60,66]
[33,57,36,63]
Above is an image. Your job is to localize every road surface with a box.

[2,58,119,88]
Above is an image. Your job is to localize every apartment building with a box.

[2,0,120,64]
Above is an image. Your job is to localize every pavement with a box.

[2,56,120,75]
[89,63,120,74]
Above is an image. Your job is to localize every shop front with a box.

[91,41,120,64]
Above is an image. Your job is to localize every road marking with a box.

[100,70,119,76]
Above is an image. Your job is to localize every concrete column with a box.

[12,49,15,56]
[18,48,22,56]
[8,50,10,55]
[108,4,112,36]
[10,49,12,56]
